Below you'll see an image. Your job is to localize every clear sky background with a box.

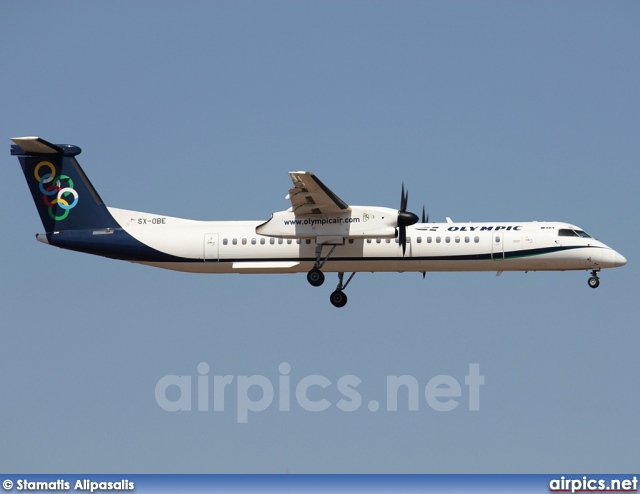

[1,1,638,473]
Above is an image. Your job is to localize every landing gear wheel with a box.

[330,290,348,308]
[307,268,325,287]
[588,276,600,289]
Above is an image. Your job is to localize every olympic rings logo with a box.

[34,161,79,221]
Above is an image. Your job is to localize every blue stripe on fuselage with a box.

[45,228,187,262]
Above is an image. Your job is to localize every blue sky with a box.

[1,1,638,473]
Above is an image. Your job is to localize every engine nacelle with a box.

[256,205,398,239]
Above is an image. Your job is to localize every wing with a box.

[286,171,351,216]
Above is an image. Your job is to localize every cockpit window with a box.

[558,228,592,238]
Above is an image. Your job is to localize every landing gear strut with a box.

[330,272,356,308]
[588,270,600,289]
[305,243,356,307]
[306,244,337,287]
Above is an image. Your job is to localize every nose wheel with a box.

[588,270,600,289]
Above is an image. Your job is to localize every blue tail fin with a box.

[11,137,118,232]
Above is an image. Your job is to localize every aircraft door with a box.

[204,233,219,261]
[492,232,504,260]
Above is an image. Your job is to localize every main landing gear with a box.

[588,270,600,289]
[306,243,337,288]
[329,272,356,308]
[307,268,325,287]
[306,243,355,307]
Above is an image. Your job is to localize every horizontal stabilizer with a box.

[11,136,64,154]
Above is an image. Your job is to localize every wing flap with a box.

[288,172,350,216]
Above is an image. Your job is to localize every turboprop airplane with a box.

[12,136,627,307]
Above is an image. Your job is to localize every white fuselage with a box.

[106,207,626,275]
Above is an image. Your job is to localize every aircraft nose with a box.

[614,251,627,267]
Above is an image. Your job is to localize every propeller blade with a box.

[400,183,408,211]
[397,182,419,256]
[421,205,426,224]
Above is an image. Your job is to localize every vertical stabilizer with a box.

[11,137,118,232]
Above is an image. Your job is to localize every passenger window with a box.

[232,238,237,245]
[455,236,460,243]
[251,238,256,245]
[260,238,265,245]
[417,237,422,243]
[296,239,301,244]
[436,236,441,243]
[287,239,292,244]
[386,239,391,244]
[278,238,283,244]
[474,236,479,243]
[407,237,411,243]
[223,238,228,245]
[348,239,354,244]
[495,236,500,243]
[376,239,381,243]
[242,238,247,245]
[366,239,372,243]
[270,238,275,245]
[305,239,311,244]
[427,237,432,243]
[465,236,470,243]
[445,236,451,243]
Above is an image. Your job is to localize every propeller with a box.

[421,205,429,224]
[397,183,419,255]
[421,206,428,278]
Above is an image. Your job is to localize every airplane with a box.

[12,136,627,307]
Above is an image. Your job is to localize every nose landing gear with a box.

[588,270,600,289]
